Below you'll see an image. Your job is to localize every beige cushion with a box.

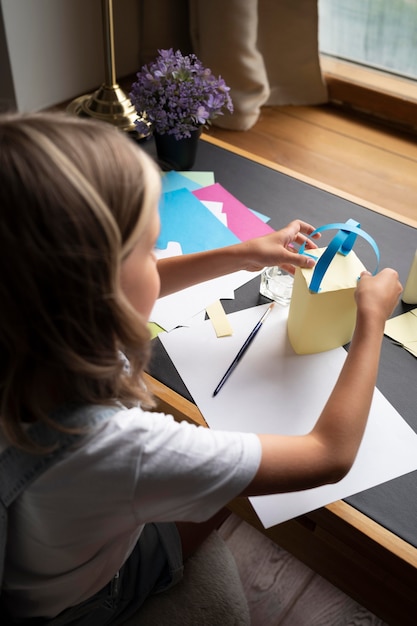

[122,531,250,626]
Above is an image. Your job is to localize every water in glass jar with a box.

[260,266,294,306]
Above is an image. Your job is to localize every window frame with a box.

[321,54,417,134]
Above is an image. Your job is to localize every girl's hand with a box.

[238,219,320,273]
[355,269,402,324]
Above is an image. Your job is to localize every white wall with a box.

[0,0,141,112]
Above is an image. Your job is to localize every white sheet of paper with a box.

[160,304,417,528]
[200,200,227,227]
[151,271,260,331]
[155,241,183,260]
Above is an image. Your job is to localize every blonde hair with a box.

[0,112,161,450]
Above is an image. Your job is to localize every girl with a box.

[0,112,401,624]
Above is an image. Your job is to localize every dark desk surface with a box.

[143,136,417,549]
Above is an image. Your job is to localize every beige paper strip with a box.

[206,300,233,337]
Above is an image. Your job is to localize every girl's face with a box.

[120,205,160,320]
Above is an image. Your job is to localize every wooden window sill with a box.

[321,54,417,134]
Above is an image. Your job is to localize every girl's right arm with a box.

[241,268,402,497]
[157,220,319,297]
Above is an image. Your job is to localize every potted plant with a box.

[130,48,233,169]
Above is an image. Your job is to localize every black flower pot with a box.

[154,128,202,170]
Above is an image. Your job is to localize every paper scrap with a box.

[385,308,417,357]
[201,200,227,227]
[148,322,165,339]
[206,300,233,337]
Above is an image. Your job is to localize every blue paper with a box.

[250,208,270,223]
[157,188,241,254]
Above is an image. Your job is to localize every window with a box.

[318,0,417,130]
[319,0,417,80]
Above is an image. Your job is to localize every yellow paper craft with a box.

[384,308,417,357]
[288,247,366,354]
[206,300,233,337]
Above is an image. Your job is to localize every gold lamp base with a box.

[67,83,150,139]
[67,1,150,140]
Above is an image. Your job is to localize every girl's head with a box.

[0,112,161,448]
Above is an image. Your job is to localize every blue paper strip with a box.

[298,220,380,293]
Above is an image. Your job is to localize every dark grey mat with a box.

[143,137,417,548]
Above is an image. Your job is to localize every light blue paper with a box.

[157,188,241,254]
[250,208,270,223]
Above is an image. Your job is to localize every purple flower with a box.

[129,49,233,140]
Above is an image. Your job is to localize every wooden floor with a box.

[207,103,417,625]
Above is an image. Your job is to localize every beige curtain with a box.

[139,0,327,130]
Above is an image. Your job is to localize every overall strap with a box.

[0,404,121,593]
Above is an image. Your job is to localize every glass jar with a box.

[259,266,294,306]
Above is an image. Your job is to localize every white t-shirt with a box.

[2,406,261,619]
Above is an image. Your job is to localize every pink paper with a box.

[193,183,274,241]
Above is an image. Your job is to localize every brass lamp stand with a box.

[67,0,149,138]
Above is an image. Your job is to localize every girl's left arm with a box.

[157,219,319,298]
